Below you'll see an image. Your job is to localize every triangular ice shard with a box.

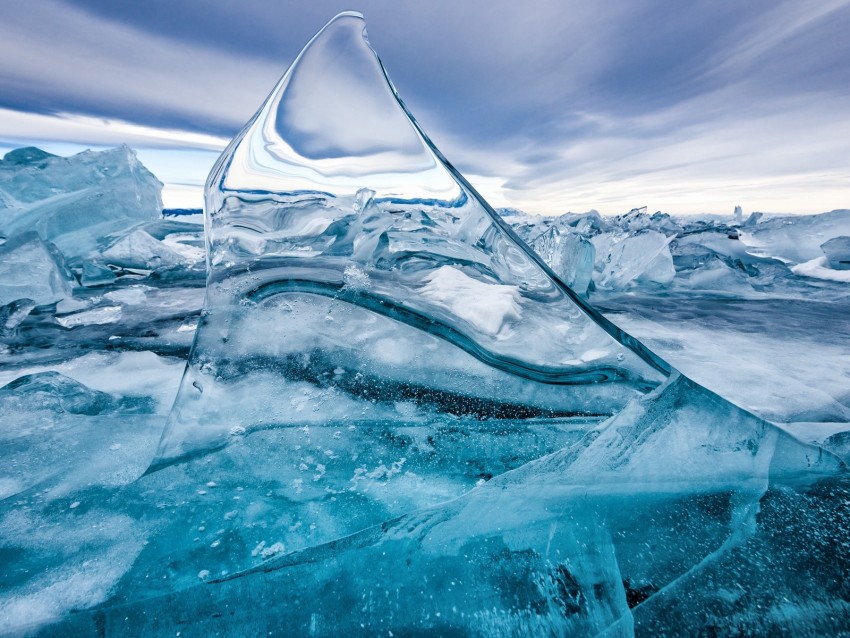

[157,12,673,468]
[153,5,839,506]
[213,11,460,201]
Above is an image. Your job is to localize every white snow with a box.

[609,311,850,424]
[420,266,522,336]
[791,256,850,282]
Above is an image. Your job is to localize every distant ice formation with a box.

[0,145,162,261]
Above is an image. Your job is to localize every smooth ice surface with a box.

[218,16,459,201]
[0,12,848,638]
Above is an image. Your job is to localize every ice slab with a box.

[157,11,670,467]
[137,15,844,630]
[508,209,848,298]
[0,231,75,307]
[80,261,116,287]
[821,236,850,270]
[35,376,846,637]
[591,230,675,290]
[0,371,161,500]
[0,298,36,336]
[100,229,190,270]
[0,145,162,262]
[529,225,595,295]
[738,209,850,265]
[55,305,122,328]
[0,351,186,414]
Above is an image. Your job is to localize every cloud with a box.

[0,0,285,133]
[2,0,850,214]
[0,108,229,151]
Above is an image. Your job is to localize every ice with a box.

[0,11,848,637]
[0,145,162,262]
[100,228,191,270]
[0,298,36,336]
[0,370,160,499]
[0,146,55,166]
[737,209,850,265]
[0,351,186,414]
[157,11,670,467]
[103,285,150,305]
[40,376,845,636]
[528,225,595,295]
[0,509,148,634]
[792,256,850,283]
[88,11,840,636]
[0,231,74,307]
[79,261,116,287]
[55,305,123,328]
[509,208,847,297]
[821,235,850,270]
[0,370,142,416]
[591,229,675,290]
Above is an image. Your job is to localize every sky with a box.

[1,0,849,215]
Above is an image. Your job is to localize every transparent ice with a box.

[0,12,848,637]
[0,231,74,307]
[528,226,595,295]
[100,228,192,271]
[0,145,162,262]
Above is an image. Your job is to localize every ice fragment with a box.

[0,232,75,307]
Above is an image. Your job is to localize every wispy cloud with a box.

[0,0,284,133]
[0,108,228,151]
[1,0,849,214]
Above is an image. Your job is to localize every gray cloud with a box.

[1,0,849,213]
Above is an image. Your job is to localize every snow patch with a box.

[420,266,522,336]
